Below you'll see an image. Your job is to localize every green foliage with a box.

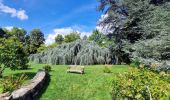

[124,1,170,64]
[43,65,52,72]
[0,28,6,38]
[30,29,45,54]
[129,58,141,68]
[24,35,31,54]
[37,43,59,53]
[37,44,47,53]
[112,67,170,100]
[103,65,112,73]
[64,32,80,43]
[98,0,170,64]
[55,34,64,44]
[29,40,111,65]
[88,29,112,47]
[47,43,59,49]
[0,74,28,93]
[97,0,130,64]
[7,27,27,42]
[88,29,100,41]
[162,74,170,83]
[0,38,28,77]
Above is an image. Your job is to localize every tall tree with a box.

[64,32,80,43]
[97,0,129,64]
[89,29,112,47]
[24,35,31,54]
[7,27,27,43]
[0,28,6,38]
[30,29,45,54]
[55,34,64,44]
[83,35,88,40]
[97,0,170,64]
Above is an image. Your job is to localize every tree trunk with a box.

[0,67,5,78]
[0,70,3,78]
[115,55,122,65]
[115,55,118,65]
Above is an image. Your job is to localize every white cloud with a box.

[3,26,13,31]
[45,27,92,45]
[3,26,22,31]
[0,1,28,20]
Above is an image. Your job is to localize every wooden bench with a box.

[67,65,84,74]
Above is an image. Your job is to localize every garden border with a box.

[0,69,49,100]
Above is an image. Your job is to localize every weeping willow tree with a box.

[29,40,111,65]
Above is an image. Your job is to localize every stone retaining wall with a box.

[0,69,48,100]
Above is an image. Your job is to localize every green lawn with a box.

[0,64,128,100]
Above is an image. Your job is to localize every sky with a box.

[0,0,102,45]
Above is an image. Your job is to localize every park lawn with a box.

[0,64,128,100]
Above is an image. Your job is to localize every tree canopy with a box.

[29,40,111,65]
[64,32,80,43]
[97,0,170,64]
[55,34,64,44]
[0,28,6,38]
[30,29,45,54]
[0,37,28,77]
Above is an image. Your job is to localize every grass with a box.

[0,64,128,100]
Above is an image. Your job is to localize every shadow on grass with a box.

[36,73,51,100]
[18,67,33,71]
[12,72,36,80]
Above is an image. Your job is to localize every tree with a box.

[0,28,6,38]
[124,1,170,64]
[29,40,111,65]
[47,43,59,49]
[97,0,129,64]
[37,44,47,53]
[64,32,80,43]
[55,34,64,44]
[0,38,28,78]
[97,0,170,64]
[89,29,112,47]
[83,35,88,40]
[30,29,45,54]
[23,35,31,54]
[89,29,101,41]
[6,27,27,43]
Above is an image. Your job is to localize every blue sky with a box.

[0,0,102,44]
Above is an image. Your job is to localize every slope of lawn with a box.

[0,64,128,100]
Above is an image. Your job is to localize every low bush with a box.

[18,64,30,70]
[43,65,52,72]
[103,65,112,73]
[0,74,28,93]
[156,62,170,73]
[112,67,170,100]
[130,58,141,68]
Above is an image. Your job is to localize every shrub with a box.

[129,58,141,68]
[163,75,170,83]
[0,38,29,77]
[103,65,112,73]
[43,65,52,72]
[0,74,28,93]
[156,62,170,73]
[112,67,170,100]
